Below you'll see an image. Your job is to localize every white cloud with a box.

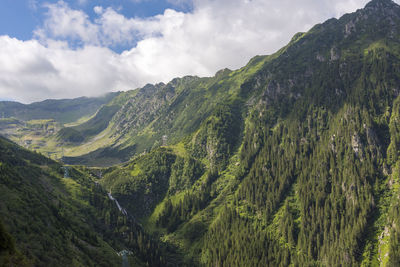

[0,0,396,103]
[36,1,181,47]
[93,6,103,14]
[35,1,100,46]
[0,36,139,103]
[77,0,88,6]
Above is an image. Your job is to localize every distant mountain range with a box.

[0,92,119,124]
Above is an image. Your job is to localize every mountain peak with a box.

[365,0,398,9]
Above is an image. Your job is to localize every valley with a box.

[3,0,400,266]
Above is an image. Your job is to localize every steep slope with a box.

[56,99,126,144]
[95,0,400,266]
[0,136,184,266]
[62,63,263,166]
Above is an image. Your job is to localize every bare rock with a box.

[352,132,363,158]
[316,53,326,62]
[330,47,340,61]
[345,20,356,37]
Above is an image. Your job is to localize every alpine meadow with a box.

[3,0,400,266]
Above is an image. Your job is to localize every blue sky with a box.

[0,0,39,40]
[0,0,192,52]
[0,0,384,103]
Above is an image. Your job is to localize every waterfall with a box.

[107,192,128,216]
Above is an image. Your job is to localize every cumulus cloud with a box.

[35,2,184,48]
[0,0,391,103]
[34,1,100,46]
[0,36,136,103]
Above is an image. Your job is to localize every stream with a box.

[107,192,132,266]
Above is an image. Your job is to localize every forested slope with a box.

[98,0,400,266]
[0,136,183,266]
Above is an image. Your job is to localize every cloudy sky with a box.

[0,0,391,103]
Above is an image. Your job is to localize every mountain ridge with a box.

[0,92,120,124]
[3,1,400,266]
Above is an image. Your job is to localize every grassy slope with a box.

[60,57,269,166]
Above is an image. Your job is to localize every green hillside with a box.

[82,0,400,265]
[0,136,184,266]
[57,105,121,144]
[4,0,400,266]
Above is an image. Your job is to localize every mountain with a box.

[73,0,400,265]
[3,0,400,266]
[0,92,119,124]
[60,66,252,166]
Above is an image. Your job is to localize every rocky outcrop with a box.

[352,132,363,158]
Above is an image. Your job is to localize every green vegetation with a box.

[57,105,121,144]
[76,1,400,266]
[0,137,183,266]
[0,218,28,266]
[0,93,121,161]
[4,0,400,266]
[57,127,85,143]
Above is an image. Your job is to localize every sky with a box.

[0,0,394,103]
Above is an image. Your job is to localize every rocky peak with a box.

[362,0,400,19]
[340,0,400,39]
[365,0,397,10]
